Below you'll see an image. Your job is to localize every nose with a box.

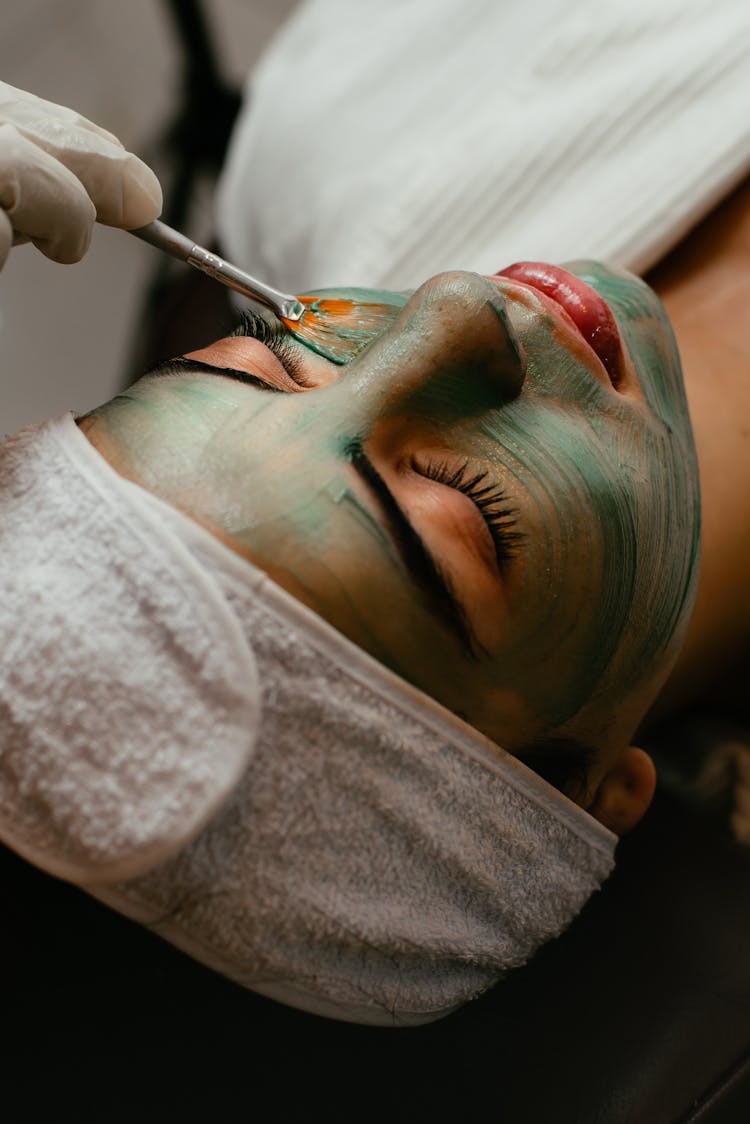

[340,271,526,426]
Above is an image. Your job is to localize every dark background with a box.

[5,788,750,1124]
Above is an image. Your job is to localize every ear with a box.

[587,746,656,836]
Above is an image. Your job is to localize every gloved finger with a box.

[0,124,95,263]
[0,81,126,150]
[29,124,161,228]
[0,206,11,270]
[0,84,162,228]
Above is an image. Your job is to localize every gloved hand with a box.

[0,81,162,271]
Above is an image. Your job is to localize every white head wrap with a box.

[0,416,616,1025]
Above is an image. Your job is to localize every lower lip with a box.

[495,262,623,387]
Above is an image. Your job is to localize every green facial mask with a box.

[88,264,700,752]
[283,266,700,727]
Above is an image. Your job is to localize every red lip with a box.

[496,262,623,387]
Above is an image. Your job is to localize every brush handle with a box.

[130,220,304,322]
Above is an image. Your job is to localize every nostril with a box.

[483,292,527,399]
[342,271,527,423]
[410,272,527,399]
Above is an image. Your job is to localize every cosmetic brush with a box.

[130,219,402,363]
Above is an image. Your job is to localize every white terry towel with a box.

[0,419,260,884]
[0,416,616,1025]
[217,0,750,291]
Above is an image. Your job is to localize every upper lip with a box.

[495,262,624,388]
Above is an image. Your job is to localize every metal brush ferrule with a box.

[131,220,306,323]
[186,246,304,322]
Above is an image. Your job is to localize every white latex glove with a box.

[0,81,162,270]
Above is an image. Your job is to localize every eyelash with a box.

[232,308,313,387]
[417,459,522,563]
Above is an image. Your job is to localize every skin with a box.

[80,263,699,824]
[645,174,750,724]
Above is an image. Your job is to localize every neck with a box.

[646,174,750,722]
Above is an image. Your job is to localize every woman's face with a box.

[88,263,700,782]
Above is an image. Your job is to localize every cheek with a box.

[476,407,642,722]
[508,482,605,659]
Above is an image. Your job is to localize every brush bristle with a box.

[281,296,402,363]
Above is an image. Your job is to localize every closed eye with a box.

[413,457,522,570]
[347,440,480,658]
[232,309,313,388]
[156,356,285,391]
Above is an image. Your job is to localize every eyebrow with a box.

[152,356,284,392]
[346,440,481,660]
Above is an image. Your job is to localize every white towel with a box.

[0,416,616,1025]
[217,0,750,290]
[0,418,259,884]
